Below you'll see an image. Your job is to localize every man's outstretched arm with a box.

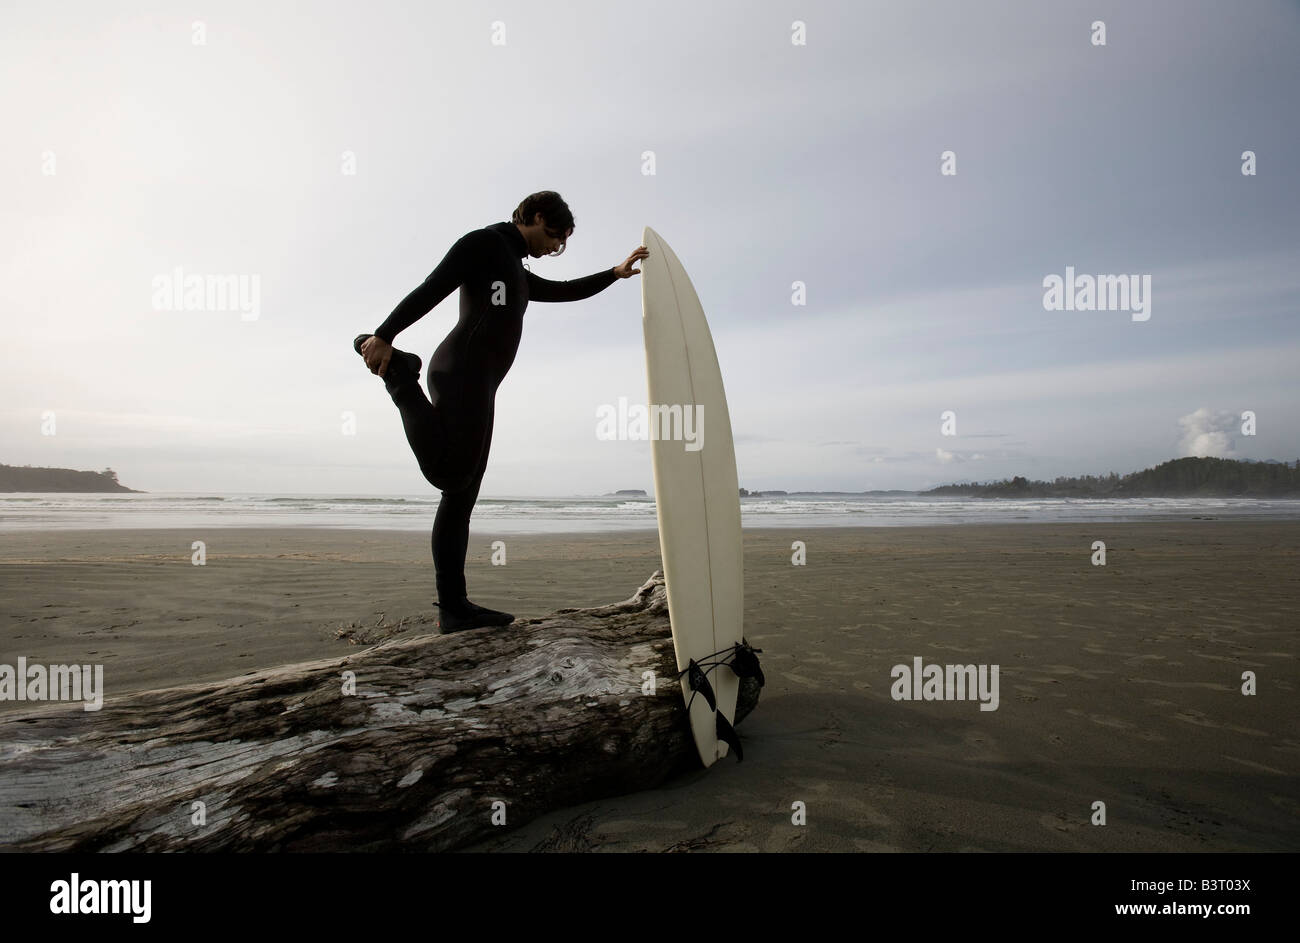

[525,244,650,302]
[525,268,619,303]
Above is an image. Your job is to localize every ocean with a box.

[1,492,1297,533]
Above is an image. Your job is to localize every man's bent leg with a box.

[387,377,467,491]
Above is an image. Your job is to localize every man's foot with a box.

[434,597,514,633]
[463,599,515,625]
[353,334,422,385]
[434,604,487,633]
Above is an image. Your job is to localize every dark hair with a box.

[512,190,574,237]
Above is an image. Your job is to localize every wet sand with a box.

[1,522,1296,851]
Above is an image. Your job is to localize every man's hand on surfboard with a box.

[359,335,394,377]
[613,245,649,278]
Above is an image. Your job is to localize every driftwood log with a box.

[0,571,759,852]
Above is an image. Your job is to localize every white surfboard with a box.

[640,226,744,768]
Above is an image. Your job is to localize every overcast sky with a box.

[2,0,1297,495]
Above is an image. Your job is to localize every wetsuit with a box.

[373,220,618,604]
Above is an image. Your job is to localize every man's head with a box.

[512,190,575,258]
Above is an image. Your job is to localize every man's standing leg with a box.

[432,402,494,611]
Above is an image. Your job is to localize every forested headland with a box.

[925,457,1300,498]
[0,464,140,493]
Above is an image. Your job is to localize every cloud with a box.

[1177,408,1238,457]
[936,447,957,463]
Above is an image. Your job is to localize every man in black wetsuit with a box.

[353,191,649,632]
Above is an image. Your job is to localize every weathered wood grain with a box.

[0,571,760,852]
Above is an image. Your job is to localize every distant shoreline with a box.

[6,456,1298,498]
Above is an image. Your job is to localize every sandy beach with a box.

[1,522,1296,852]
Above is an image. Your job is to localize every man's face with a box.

[531,216,571,258]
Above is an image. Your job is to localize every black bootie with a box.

[435,597,515,633]
[353,334,422,387]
